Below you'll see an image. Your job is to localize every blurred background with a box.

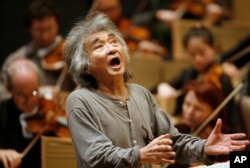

[0,0,159,68]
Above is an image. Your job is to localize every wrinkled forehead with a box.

[84,31,116,45]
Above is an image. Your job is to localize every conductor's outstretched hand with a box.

[204,118,249,155]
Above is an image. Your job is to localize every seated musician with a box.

[0,58,69,168]
[177,80,230,138]
[170,80,231,168]
[0,0,75,101]
[155,25,240,132]
[156,0,232,27]
[91,0,167,58]
[0,58,42,168]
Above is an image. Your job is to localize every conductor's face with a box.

[84,31,127,81]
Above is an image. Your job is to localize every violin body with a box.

[25,97,70,137]
[41,39,65,71]
[170,0,214,18]
[117,18,167,56]
[200,63,224,89]
[118,18,150,51]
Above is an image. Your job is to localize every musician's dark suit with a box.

[0,98,41,168]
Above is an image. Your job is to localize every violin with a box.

[20,96,70,158]
[41,38,65,71]
[20,84,70,158]
[172,62,224,99]
[170,0,214,18]
[118,18,167,56]
[25,97,70,138]
[118,18,150,51]
[200,63,224,89]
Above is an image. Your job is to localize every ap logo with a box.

[230,151,250,168]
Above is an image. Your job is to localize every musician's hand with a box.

[157,83,177,99]
[204,3,223,26]
[204,118,249,155]
[0,149,22,168]
[155,10,178,25]
[137,40,167,56]
[139,134,176,164]
[39,85,60,101]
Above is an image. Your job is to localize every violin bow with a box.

[21,126,47,157]
[21,65,69,158]
[192,82,244,136]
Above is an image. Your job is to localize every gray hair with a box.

[1,58,41,89]
[64,12,132,88]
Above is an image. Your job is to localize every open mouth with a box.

[109,57,121,67]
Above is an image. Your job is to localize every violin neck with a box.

[55,66,68,91]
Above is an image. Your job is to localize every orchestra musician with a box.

[180,80,230,137]
[155,26,241,132]
[0,58,69,168]
[169,80,231,168]
[156,0,232,26]
[0,58,42,168]
[0,0,75,102]
[154,0,233,59]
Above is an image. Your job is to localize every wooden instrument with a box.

[21,96,70,158]
[170,0,214,18]
[200,63,224,89]
[41,38,65,71]
[25,97,70,137]
[118,18,150,51]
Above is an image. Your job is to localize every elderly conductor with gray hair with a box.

[64,12,249,168]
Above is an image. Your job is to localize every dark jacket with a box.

[0,99,41,168]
